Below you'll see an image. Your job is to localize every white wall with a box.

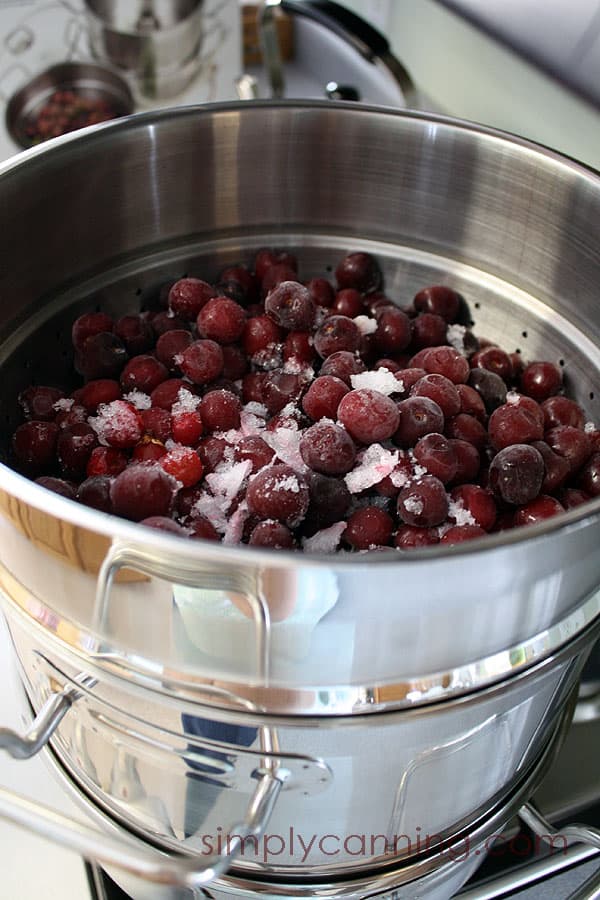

[339,0,600,168]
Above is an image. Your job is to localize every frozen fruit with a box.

[11,247,596,553]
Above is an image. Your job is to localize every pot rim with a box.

[2,100,600,567]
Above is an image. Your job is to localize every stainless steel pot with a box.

[84,0,205,100]
[0,103,599,704]
[0,102,600,895]
[1,596,593,897]
[5,670,577,900]
[4,600,593,873]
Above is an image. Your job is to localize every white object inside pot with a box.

[173,569,341,666]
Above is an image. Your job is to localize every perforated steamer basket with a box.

[0,103,599,896]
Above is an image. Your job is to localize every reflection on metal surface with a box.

[70,708,573,898]
[70,718,99,784]
[33,649,333,794]
[109,747,178,839]
[94,538,272,682]
[2,549,600,716]
[0,770,285,890]
[388,713,513,842]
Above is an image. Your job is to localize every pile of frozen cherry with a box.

[10,249,600,552]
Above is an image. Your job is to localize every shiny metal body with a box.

[0,102,600,892]
[83,0,205,99]
[0,104,600,704]
[1,596,596,878]
[4,61,134,149]
[4,681,578,900]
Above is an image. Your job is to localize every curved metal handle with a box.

[260,0,286,99]
[93,538,272,680]
[281,0,391,60]
[0,673,96,759]
[260,0,392,101]
[0,769,284,890]
[0,689,72,759]
[519,803,600,900]
[0,673,289,889]
[260,0,417,103]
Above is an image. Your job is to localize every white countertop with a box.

[0,614,92,899]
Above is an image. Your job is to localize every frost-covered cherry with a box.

[397,475,449,527]
[18,386,64,421]
[179,340,224,385]
[299,422,356,475]
[344,506,393,549]
[249,520,295,548]
[160,446,204,487]
[12,421,59,469]
[488,444,544,505]
[89,400,143,449]
[168,277,216,319]
[335,252,381,293]
[110,464,177,520]
[246,464,309,527]
[337,389,399,443]
[265,281,316,330]
[197,296,246,344]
